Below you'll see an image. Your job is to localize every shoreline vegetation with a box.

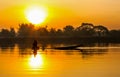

[0,23,120,43]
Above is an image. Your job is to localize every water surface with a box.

[0,43,120,77]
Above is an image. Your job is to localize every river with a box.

[0,43,120,77]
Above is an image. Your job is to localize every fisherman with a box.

[32,40,38,50]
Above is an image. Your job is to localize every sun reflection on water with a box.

[29,53,43,70]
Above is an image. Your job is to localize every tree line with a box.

[0,23,120,38]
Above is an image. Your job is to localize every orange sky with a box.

[0,0,120,30]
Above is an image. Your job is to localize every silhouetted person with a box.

[32,40,39,51]
[33,40,37,47]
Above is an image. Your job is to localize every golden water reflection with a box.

[0,43,120,77]
[29,52,44,70]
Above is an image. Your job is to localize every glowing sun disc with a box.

[25,6,47,24]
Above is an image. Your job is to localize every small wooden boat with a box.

[54,45,82,50]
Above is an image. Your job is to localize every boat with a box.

[53,45,82,50]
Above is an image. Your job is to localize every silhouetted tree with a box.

[49,28,56,37]
[17,23,35,38]
[0,29,10,38]
[1,22,119,40]
[63,25,74,32]
[109,30,120,37]
[93,25,109,37]
[10,28,16,37]
[56,29,63,36]
[75,23,94,37]
[80,23,94,31]
[37,26,48,37]
[63,25,74,36]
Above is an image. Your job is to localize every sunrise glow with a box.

[25,6,47,24]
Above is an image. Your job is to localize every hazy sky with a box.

[0,0,120,29]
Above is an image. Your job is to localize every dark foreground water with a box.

[0,43,120,77]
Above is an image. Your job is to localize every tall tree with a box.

[10,28,16,37]
[75,23,94,37]
[17,23,35,38]
[63,25,74,36]
[0,29,10,38]
[93,25,109,37]
[37,26,48,37]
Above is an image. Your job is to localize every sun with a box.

[25,6,47,24]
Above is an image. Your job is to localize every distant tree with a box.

[75,23,94,37]
[79,23,94,31]
[63,25,74,36]
[10,28,16,37]
[17,23,35,38]
[109,30,120,37]
[0,29,10,38]
[63,25,74,32]
[49,28,56,37]
[37,26,48,37]
[56,29,63,36]
[93,25,109,37]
